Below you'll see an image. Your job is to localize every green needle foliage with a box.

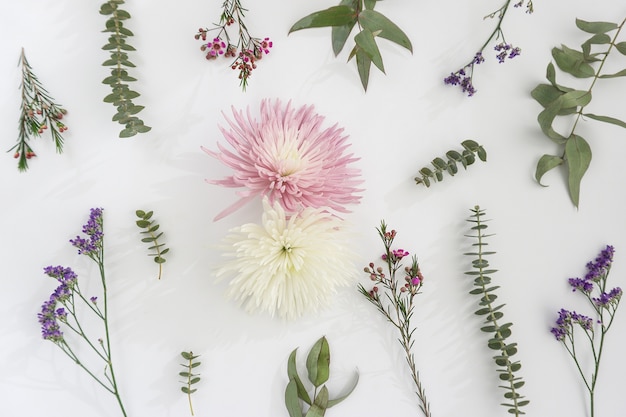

[100,0,151,138]
[465,206,529,416]
[285,336,359,417]
[414,140,487,187]
[531,17,626,208]
[289,0,412,91]
[10,48,69,172]
[135,210,170,280]
[180,351,201,416]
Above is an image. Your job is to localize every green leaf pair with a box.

[285,336,359,417]
[415,140,487,187]
[135,210,170,280]
[531,17,626,208]
[100,0,151,138]
[289,1,412,91]
[179,351,201,416]
[465,206,529,416]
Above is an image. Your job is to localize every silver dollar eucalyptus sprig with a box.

[465,206,529,416]
[414,140,487,187]
[289,0,412,91]
[179,351,201,416]
[532,17,626,208]
[135,210,170,280]
[285,336,358,417]
[100,0,151,138]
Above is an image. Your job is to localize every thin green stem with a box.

[569,18,626,138]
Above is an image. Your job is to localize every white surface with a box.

[1,1,625,416]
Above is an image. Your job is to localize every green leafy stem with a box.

[135,210,170,280]
[9,48,69,172]
[465,206,528,416]
[179,351,201,416]
[289,0,412,91]
[531,17,626,208]
[100,0,151,138]
[414,140,486,187]
[285,336,359,417]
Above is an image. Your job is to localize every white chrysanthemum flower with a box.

[217,197,357,319]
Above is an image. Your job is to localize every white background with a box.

[1,1,625,416]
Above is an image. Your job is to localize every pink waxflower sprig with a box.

[358,221,432,417]
[195,0,272,91]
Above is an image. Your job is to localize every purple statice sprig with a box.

[37,208,128,417]
[194,0,273,91]
[444,0,532,96]
[358,221,432,417]
[550,245,622,417]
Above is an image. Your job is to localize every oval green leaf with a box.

[358,10,413,52]
[289,6,357,33]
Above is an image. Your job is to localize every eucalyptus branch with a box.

[532,17,626,208]
[465,206,529,416]
[289,0,412,91]
[285,336,358,417]
[9,48,69,171]
[179,351,201,416]
[100,0,151,137]
[414,140,487,187]
[358,221,432,417]
[135,210,170,280]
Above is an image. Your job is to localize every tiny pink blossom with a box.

[202,99,362,221]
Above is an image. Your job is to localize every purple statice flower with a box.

[444,67,477,97]
[473,52,485,65]
[70,208,104,255]
[44,265,78,302]
[551,308,594,341]
[38,297,64,342]
[584,245,614,281]
[494,43,521,63]
[593,287,623,307]
[568,277,594,293]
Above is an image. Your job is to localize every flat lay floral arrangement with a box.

[3,1,626,417]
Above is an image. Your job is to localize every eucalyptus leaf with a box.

[287,349,312,405]
[552,46,595,78]
[285,379,304,417]
[616,42,626,55]
[354,30,385,73]
[598,69,626,78]
[306,337,330,388]
[537,99,567,143]
[565,135,592,208]
[326,371,359,407]
[358,10,413,52]
[582,113,626,128]
[355,47,372,91]
[575,18,617,34]
[289,6,356,33]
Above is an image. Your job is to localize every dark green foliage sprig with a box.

[285,336,358,417]
[100,0,151,138]
[531,17,626,208]
[289,0,412,91]
[179,351,201,416]
[9,48,69,172]
[465,206,529,416]
[414,140,487,187]
[135,210,169,280]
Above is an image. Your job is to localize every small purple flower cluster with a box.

[567,245,621,306]
[37,266,78,342]
[550,308,594,341]
[494,43,521,64]
[69,208,104,255]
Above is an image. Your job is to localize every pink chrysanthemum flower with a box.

[202,99,362,221]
